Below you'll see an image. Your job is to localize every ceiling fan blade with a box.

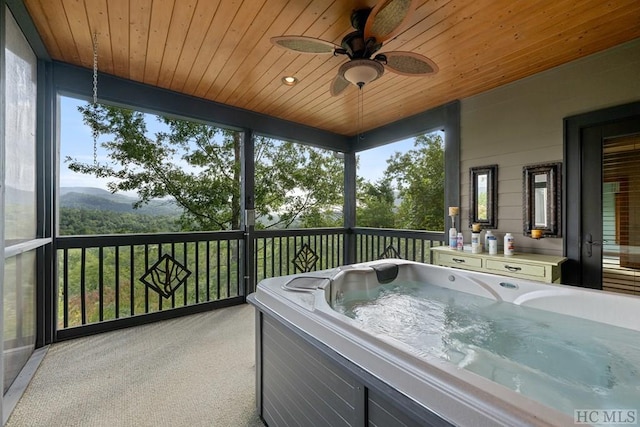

[364,0,417,43]
[271,36,338,54]
[382,51,438,76]
[330,73,350,96]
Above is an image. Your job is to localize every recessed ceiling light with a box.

[281,76,298,86]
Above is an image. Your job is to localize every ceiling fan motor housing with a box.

[341,8,383,59]
[341,32,367,58]
[350,8,371,31]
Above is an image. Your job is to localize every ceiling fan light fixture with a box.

[281,76,298,86]
[340,59,384,88]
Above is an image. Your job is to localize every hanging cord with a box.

[92,32,99,170]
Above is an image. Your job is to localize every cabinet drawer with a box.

[485,259,546,278]
[438,253,482,269]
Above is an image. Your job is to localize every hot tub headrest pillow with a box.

[372,263,399,284]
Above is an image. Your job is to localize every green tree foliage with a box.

[254,139,344,229]
[384,133,445,231]
[357,179,397,228]
[59,207,180,235]
[66,104,344,231]
[298,208,342,228]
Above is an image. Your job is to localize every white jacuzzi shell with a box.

[249,259,640,426]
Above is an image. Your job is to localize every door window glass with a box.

[602,134,640,294]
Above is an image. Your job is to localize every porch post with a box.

[444,101,461,236]
[37,59,55,346]
[343,151,357,265]
[240,129,255,297]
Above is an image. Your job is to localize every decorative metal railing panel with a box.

[56,231,244,330]
[253,228,346,282]
[139,254,192,298]
[352,228,445,264]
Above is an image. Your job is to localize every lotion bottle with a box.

[484,230,493,252]
[471,232,481,253]
[488,235,498,255]
[504,233,515,255]
[449,226,457,249]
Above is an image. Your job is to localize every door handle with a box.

[585,233,607,257]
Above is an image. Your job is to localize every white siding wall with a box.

[460,38,640,256]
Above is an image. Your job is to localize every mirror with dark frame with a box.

[523,162,562,237]
[469,165,498,229]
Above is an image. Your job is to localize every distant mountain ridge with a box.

[60,187,181,216]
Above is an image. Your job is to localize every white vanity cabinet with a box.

[431,246,567,283]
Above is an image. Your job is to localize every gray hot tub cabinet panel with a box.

[257,312,452,427]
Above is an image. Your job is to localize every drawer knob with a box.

[504,265,522,272]
[452,258,466,263]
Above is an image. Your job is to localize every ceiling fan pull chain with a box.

[92,32,99,171]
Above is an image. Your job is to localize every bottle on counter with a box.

[504,233,515,255]
[488,235,498,255]
[471,232,481,253]
[456,232,464,250]
[484,230,494,251]
[449,227,457,249]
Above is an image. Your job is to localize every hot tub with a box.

[248,259,640,426]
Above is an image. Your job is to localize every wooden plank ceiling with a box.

[22,0,640,137]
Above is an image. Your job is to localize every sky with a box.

[59,96,418,192]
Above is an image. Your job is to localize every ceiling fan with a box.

[271,0,438,96]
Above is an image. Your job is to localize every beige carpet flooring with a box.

[5,304,265,427]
